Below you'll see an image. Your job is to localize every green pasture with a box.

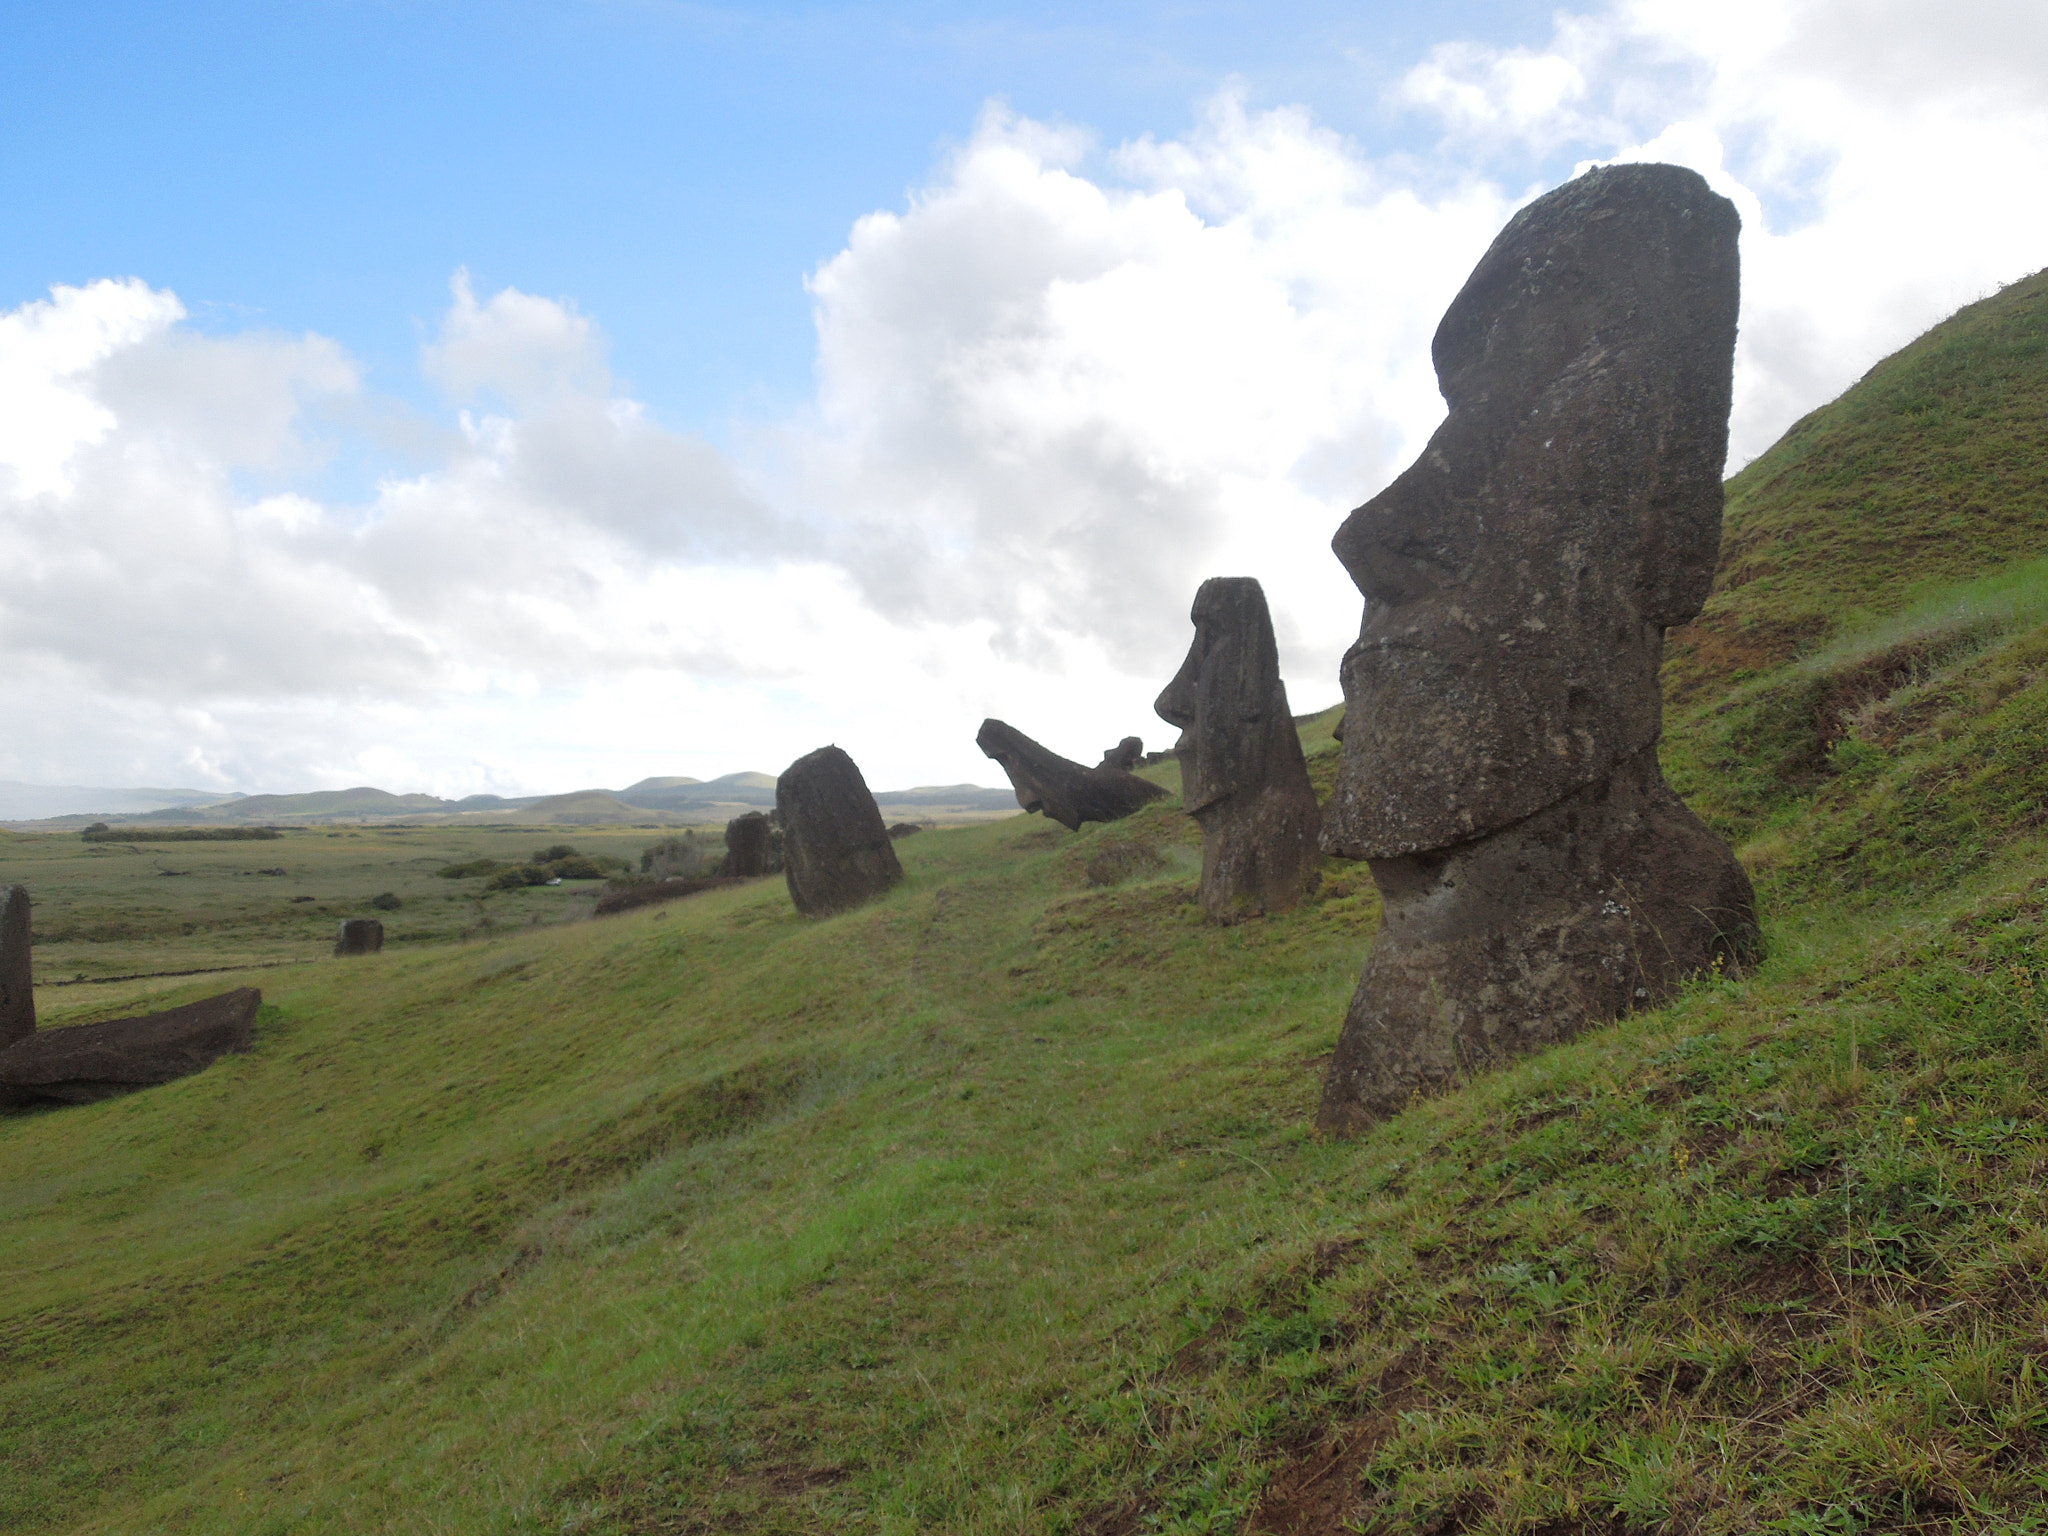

[0,821,719,1007]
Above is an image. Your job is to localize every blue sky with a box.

[2,0,2045,799]
[7,1,1562,435]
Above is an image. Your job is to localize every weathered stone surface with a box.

[1322,164,1742,859]
[777,746,904,917]
[334,918,384,956]
[1155,577,1322,923]
[722,811,772,876]
[1319,749,1758,1132]
[976,719,1168,831]
[1317,163,1760,1133]
[1098,737,1145,773]
[0,987,259,1108]
[0,885,32,1049]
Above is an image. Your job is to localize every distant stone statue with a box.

[335,918,384,956]
[976,719,1168,831]
[1317,163,1762,1135]
[722,811,772,876]
[1098,737,1144,772]
[0,988,259,1107]
[777,746,904,916]
[1,885,32,1049]
[1155,577,1322,923]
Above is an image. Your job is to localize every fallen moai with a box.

[1097,736,1145,772]
[0,987,260,1108]
[334,918,384,955]
[1,885,33,1049]
[722,812,773,877]
[593,876,748,917]
[976,719,1168,831]
[1156,577,1322,923]
[777,746,903,917]
[1317,163,1761,1135]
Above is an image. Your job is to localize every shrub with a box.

[436,859,504,879]
[369,892,403,911]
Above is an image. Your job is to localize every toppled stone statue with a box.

[1317,163,1762,1135]
[976,719,1168,831]
[722,811,773,876]
[886,822,923,840]
[335,918,384,956]
[1155,577,1322,923]
[1,885,32,1049]
[0,987,259,1107]
[777,746,904,916]
[1098,737,1145,773]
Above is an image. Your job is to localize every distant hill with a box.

[5,769,1019,826]
[0,782,238,820]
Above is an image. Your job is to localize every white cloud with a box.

[3,0,2045,798]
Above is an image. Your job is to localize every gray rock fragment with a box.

[335,919,384,956]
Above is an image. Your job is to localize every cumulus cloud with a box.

[3,0,2045,796]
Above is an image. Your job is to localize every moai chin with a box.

[1155,577,1322,923]
[777,746,904,917]
[1317,163,1762,1135]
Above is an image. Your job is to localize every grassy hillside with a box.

[1667,267,2048,700]
[8,286,2048,1534]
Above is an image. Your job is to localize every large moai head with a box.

[1154,577,1290,815]
[1321,163,1740,858]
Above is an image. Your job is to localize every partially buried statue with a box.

[722,811,772,877]
[977,719,1167,830]
[1155,577,1321,923]
[0,883,259,1109]
[2,885,33,1049]
[777,745,903,916]
[1317,163,1761,1135]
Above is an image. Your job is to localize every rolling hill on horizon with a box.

[1,769,1024,826]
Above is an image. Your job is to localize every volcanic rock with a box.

[722,811,773,877]
[976,719,1168,831]
[335,918,384,956]
[1156,578,1322,923]
[0,987,259,1108]
[0,885,32,1049]
[777,746,904,917]
[1097,737,1145,773]
[1317,163,1760,1134]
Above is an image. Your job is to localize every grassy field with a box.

[0,821,723,1007]
[7,275,2048,1534]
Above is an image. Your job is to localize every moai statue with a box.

[976,719,1168,831]
[335,918,385,956]
[0,988,259,1107]
[723,811,772,877]
[1155,577,1322,923]
[1,885,34,1048]
[1317,163,1761,1135]
[777,746,903,916]
[1098,737,1145,772]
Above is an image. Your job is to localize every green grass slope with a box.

[9,287,2048,1534]
[1669,267,2048,701]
